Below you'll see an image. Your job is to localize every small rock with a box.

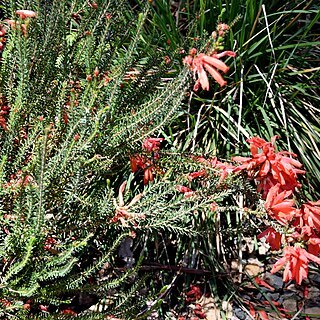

[282,297,299,313]
[286,284,304,298]
[304,306,320,318]
[309,272,320,285]
[264,272,283,290]
[305,287,320,308]
[266,292,280,301]
[244,258,264,276]
[233,307,247,320]
[307,286,320,300]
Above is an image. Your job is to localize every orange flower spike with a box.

[302,200,320,231]
[264,184,298,225]
[271,246,320,285]
[183,49,236,91]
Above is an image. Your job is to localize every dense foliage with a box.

[0,0,319,319]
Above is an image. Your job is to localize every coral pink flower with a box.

[142,137,163,153]
[130,155,158,185]
[271,246,320,284]
[264,184,298,225]
[16,10,37,19]
[301,225,320,256]
[5,19,27,36]
[233,136,305,196]
[190,155,234,183]
[257,226,282,250]
[176,185,195,198]
[188,169,207,181]
[301,200,320,231]
[183,49,236,91]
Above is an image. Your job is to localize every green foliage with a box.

[0,0,257,318]
[0,0,317,318]
[151,0,320,198]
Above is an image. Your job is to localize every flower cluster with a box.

[183,49,236,91]
[0,24,7,51]
[130,137,163,185]
[233,136,305,198]
[175,156,235,212]
[4,170,34,190]
[5,9,37,37]
[183,22,236,92]
[234,136,320,284]
[190,155,235,184]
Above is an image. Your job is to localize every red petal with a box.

[201,55,229,73]
[203,63,227,87]
[198,67,209,90]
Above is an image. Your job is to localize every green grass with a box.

[148,0,320,198]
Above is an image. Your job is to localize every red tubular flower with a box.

[270,152,305,188]
[302,200,320,231]
[130,155,146,172]
[264,184,298,225]
[233,136,305,197]
[190,155,234,184]
[194,304,206,319]
[215,160,235,184]
[256,174,278,199]
[188,169,207,181]
[176,185,195,198]
[257,226,282,250]
[142,137,163,153]
[307,237,320,256]
[143,167,154,185]
[302,226,320,256]
[271,246,320,285]
[183,49,236,91]
[130,155,157,185]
